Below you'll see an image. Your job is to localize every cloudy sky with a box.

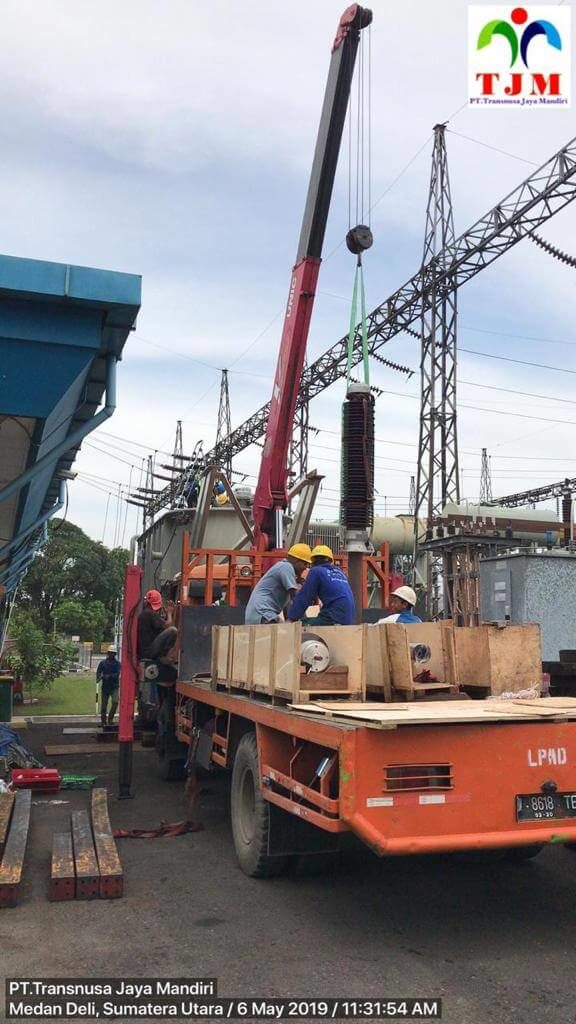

[2,0,575,545]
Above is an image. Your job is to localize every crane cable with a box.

[346,23,372,388]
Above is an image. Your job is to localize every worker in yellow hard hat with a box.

[287,544,355,625]
[245,544,312,624]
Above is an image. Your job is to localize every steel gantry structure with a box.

[143,134,576,521]
[415,123,459,534]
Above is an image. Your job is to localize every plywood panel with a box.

[274,623,300,695]
[231,626,253,685]
[213,626,231,682]
[289,696,576,727]
[252,626,276,690]
[485,624,541,695]
[454,627,489,686]
[385,625,413,692]
[365,626,392,701]
[311,626,365,696]
[455,624,541,695]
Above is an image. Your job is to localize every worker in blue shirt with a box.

[288,545,355,626]
[96,645,121,726]
[377,586,422,624]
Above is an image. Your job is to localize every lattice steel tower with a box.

[415,123,459,545]
[289,361,310,483]
[216,369,232,480]
[479,447,493,504]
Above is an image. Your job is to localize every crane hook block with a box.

[346,224,373,255]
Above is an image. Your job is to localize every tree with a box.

[6,611,74,698]
[18,521,129,635]
[53,599,109,645]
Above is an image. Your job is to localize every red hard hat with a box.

[144,589,162,611]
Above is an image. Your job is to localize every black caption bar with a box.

[5,997,442,1020]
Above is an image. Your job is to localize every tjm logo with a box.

[468,6,571,107]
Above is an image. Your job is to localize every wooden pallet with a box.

[0,790,32,908]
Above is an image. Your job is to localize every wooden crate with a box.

[383,621,458,699]
[211,623,366,701]
[454,623,542,695]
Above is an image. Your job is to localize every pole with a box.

[117,564,142,799]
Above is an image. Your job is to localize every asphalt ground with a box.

[2,720,576,1024]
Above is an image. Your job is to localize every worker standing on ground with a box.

[288,545,355,626]
[96,645,121,727]
[377,585,422,624]
[244,545,312,624]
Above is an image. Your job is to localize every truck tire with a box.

[230,732,288,878]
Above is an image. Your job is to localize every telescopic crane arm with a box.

[252,4,372,551]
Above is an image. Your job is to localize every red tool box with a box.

[11,769,61,792]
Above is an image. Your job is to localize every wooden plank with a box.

[274,623,300,697]
[0,793,15,858]
[0,790,32,908]
[302,667,349,691]
[440,620,458,687]
[45,743,145,755]
[231,626,253,685]
[71,809,100,899]
[385,625,414,696]
[251,626,275,690]
[365,626,392,701]
[50,832,75,902]
[288,697,576,727]
[310,626,366,697]
[91,789,123,899]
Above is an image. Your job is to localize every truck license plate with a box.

[516,792,576,821]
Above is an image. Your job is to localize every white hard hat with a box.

[391,585,417,607]
[107,645,117,653]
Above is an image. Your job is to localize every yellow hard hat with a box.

[311,544,334,562]
[287,543,312,564]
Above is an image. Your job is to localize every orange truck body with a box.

[176,683,576,856]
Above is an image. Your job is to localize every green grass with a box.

[23,673,97,716]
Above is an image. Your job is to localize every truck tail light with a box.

[384,764,453,792]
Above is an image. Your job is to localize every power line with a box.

[447,129,539,167]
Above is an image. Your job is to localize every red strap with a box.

[113,820,203,839]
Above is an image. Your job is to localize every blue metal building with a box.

[0,253,141,614]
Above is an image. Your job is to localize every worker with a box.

[137,589,178,692]
[377,585,422,624]
[244,544,312,624]
[96,645,121,727]
[137,589,176,659]
[287,545,355,626]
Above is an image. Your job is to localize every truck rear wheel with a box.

[230,732,288,878]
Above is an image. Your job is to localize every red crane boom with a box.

[252,4,372,551]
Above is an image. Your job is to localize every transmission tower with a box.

[479,448,493,504]
[172,421,183,483]
[216,370,232,479]
[408,475,416,516]
[289,363,310,483]
[415,123,459,544]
